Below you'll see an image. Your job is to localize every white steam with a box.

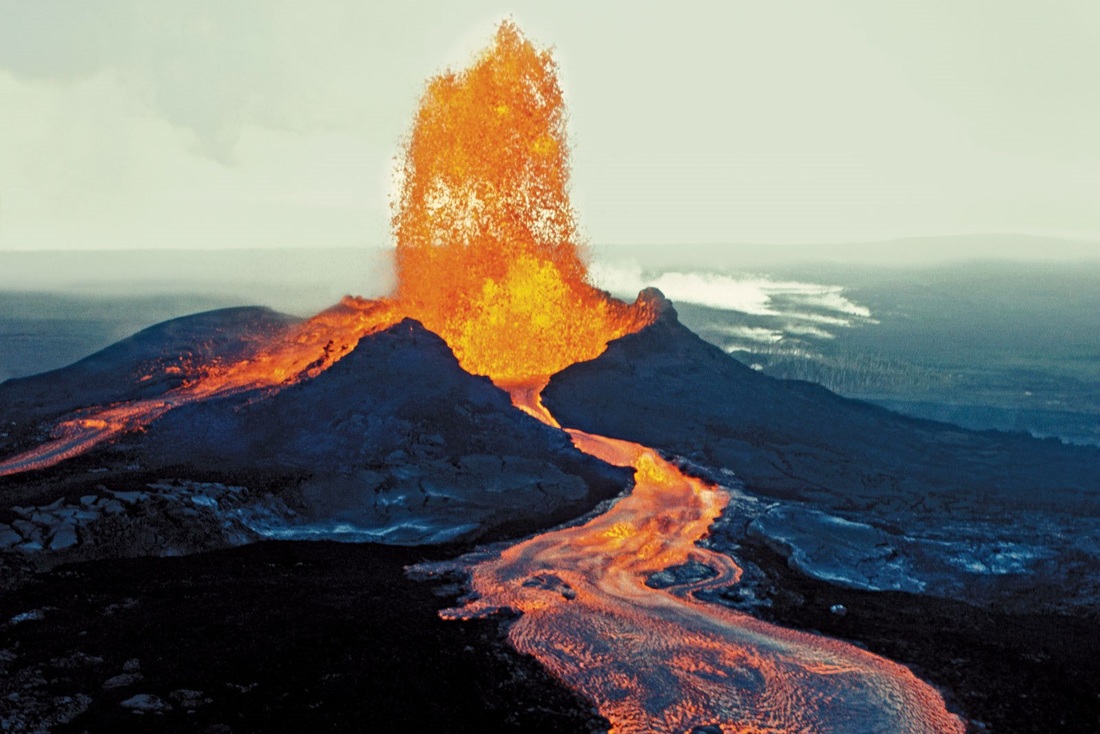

[590,260,874,338]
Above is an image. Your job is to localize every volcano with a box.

[2,20,1099,734]
[3,289,1099,731]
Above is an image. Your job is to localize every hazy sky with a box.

[1,1,1098,252]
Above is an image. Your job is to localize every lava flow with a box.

[428,388,966,733]
[0,297,399,477]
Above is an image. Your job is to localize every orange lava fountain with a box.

[393,21,653,385]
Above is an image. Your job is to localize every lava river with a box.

[427,386,966,734]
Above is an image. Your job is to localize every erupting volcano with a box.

[0,20,966,734]
[0,22,649,477]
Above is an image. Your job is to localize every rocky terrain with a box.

[544,296,1100,613]
[0,315,629,573]
[0,541,609,734]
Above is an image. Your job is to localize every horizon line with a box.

[1,230,1098,254]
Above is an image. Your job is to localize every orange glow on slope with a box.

[429,388,966,734]
[0,298,398,477]
[182,297,398,398]
[393,21,652,385]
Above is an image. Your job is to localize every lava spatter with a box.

[392,20,653,384]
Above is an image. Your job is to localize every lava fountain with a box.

[0,20,965,733]
[392,21,653,386]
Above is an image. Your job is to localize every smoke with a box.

[590,260,874,328]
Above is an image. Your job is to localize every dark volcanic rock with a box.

[0,307,297,456]
[645,560,719,590]
[127,318,629,544]
[723,540,1100,734]
[0,541,610,734]
[0,311,631,556]
[0,481,271,568]
[543,291,1100,516]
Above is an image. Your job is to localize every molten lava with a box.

[424,389,967,733]
[393,20,652,384]
[0,297,399,477]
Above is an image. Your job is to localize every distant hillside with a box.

[595,233,1100,271]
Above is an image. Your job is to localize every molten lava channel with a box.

[430,388,966,733]
[1,20,965,734]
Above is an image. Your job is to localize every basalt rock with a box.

[543,290,1100,515]
[0,314,631,557]
[0,307,297,458]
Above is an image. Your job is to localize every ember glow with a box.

[1,21,966,733]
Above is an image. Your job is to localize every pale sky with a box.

[1,1,1098,252]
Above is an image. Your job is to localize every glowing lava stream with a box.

[432,385,966,734]
[0,297,399,478]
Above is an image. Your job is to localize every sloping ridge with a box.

[543,290,1100,514]
[131,317,630,542]
[0,306,298,427]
